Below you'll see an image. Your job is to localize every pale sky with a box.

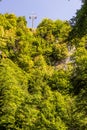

[0,0,81,28]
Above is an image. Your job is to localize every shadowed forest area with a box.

[0,0,87,129]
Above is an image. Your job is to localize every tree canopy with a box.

[0,1,87,129]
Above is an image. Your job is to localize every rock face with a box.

[54,45,76,70]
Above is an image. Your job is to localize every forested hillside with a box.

[0,1,87,130]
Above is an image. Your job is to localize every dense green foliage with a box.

[0,1,87,129]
